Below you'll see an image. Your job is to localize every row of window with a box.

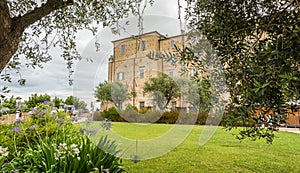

[116,70,144,81]
[117,67,198,81]
[139,101,177,109]
[120,40,175,54]
[116,70,175,81]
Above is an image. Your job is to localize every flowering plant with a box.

[0,103,125,172]
[100,118,113,131]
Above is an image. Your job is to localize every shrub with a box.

[139,107,150,114]
[0,105,126,172]
[156,111,209,125]
[196,112,209,125]
[101,107,125,122]
[125,104,138,112]
[120,109,139,122]
[0,108,78,162]
[2,136,125,173]
[120,109,162,123]
[157,110,180,124]
[93,111,104,121]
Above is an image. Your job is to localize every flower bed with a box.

[0,103,125,172]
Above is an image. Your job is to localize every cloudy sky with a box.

[0,0,186,109]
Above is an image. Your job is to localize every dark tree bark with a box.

[0,0,73,73]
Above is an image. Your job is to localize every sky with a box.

[0,0,187,109]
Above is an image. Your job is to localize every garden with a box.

[0,1,299,172]
[0,104,124,172]
[2,103,300,172]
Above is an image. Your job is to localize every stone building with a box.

[107,31,190,110]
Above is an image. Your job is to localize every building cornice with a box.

[111,31,166,43]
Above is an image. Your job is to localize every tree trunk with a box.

[0,0,21,72]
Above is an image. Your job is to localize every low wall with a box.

[0,114,16,124]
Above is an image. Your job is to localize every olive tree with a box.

[0,0,153,84]
[95,81,129,110]
[143,73,180,111]
[183,0,300,143]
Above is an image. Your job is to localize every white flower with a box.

[73,148,80,156]
[0,146,8,158]
[70,144,77,148]
[60,143,67,148]
[2,151,8,157]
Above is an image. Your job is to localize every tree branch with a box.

[12,0,74,33]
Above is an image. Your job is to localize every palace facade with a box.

[107,31,192,110]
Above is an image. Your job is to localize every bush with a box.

[101,107,125,122]
[119,109,161,123]
[0,107,79,162]
[125,104,138,112]
[156,111,209,125]
[157,110,179,124]
[139,107,150,114]
[120,109,139,122]
[93,111,104,121]
[2,136,125,173]
[196,112,209,125]
[0,105,126,172]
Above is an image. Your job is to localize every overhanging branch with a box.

[12,0,74,33]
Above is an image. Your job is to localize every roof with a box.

[111,31,166,43]
[163,34,185,40]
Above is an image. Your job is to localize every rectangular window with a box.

[172,101,176,110]
[141,40,146,51]
[170,40,175,48]
[139,101,145,109]
[121,44,125,54]
[169,71,174,78]
[139,69,144,78]
[117,72,124,80]
[193,67,198,76]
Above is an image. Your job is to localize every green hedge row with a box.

[93,107,227,125]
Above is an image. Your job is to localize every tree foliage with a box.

[143,73,180,110]
[52,96,64,108]
[184,0,300,143]
[64,96,87,111]
[111,82,129,110]
[25,93,51,109]
[1,95,21,114]
[94,81,129,110]
[95,81,112,104]
[178,77,211,112]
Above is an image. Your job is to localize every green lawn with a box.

[83,122,300,172]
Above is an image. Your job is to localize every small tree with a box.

[143,73,180,111]
[65,96,87,111]
[95,81,112,111]
[64,96,74,106]
[52,96,63,108]
[25,93,51,109]
[178,77,211,112]
[95,81,129,110]
[111,82,129,110]
[2,95,20,114]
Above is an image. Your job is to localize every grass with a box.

[82,122,300,172]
